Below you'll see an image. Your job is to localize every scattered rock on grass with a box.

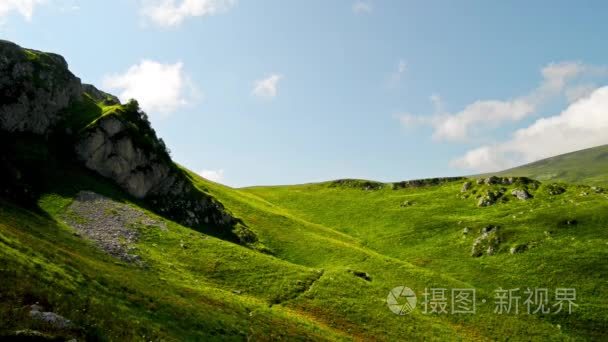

[477,191,499,207]
[29,304,72,330]
[547,184,566,195]
[471,225,501,257]
[511,189,532,200]
[461,181,472,192]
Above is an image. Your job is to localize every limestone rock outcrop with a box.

[0,40,82,134]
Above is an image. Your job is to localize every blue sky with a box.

[2,0,608,186]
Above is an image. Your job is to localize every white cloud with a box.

[141,0,236,27]
[452,86,608,171]
[103,60,197,118]
[434,99,535,141]
[399,61,605,142]
[0,0,47,20]
[565,84,596,103]
[252,73,283,99]
[352,1,372,14]
[199,169,224,182]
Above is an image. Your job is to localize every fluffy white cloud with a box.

[141,0,236,27]
[103,60,196,118]
[0,0,47,20]
[452,86,608,171]
[252,73,283,99]
[565,84,596,103]
[199,169,224,182]
[399,61,604,142]
[352,1,372,14]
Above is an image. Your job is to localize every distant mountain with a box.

[488,145,608,186]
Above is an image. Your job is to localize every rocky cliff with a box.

[0,40,247,242]
[0,40,81,134]
[75,109,234,229]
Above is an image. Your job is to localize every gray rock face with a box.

[461,181,472,192]
[75,115,166,199]
[75,115,235,230]
[0,40,82,134]
[29,304,72,329]
[0,40,244,241]
[511,188,532,200]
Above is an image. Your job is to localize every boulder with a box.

[511,189,532,200]
[471,225,501,257]
[461,181,472,192]
[29,304,72,329]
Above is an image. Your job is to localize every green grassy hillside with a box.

[2,162,608,340]
[488,144,608,186]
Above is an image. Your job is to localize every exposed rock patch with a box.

[29,304,73,330]
[477,190,503,207]
[329,179,384,190]
[0,40,82,134]
[460,177,539,207]
[471,225,501,257]
[63,191,166,263]
[74,105,239,237]
[392,177,465,190]
[511,189,532,200]
[547,183,566,195]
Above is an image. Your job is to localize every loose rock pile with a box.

[64,191,166,263]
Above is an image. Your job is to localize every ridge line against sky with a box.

[2,0,608,186]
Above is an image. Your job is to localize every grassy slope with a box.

[0,168,353,340]
[2,165,607,340]
[488,144,608,186]
[242,179,608,340]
